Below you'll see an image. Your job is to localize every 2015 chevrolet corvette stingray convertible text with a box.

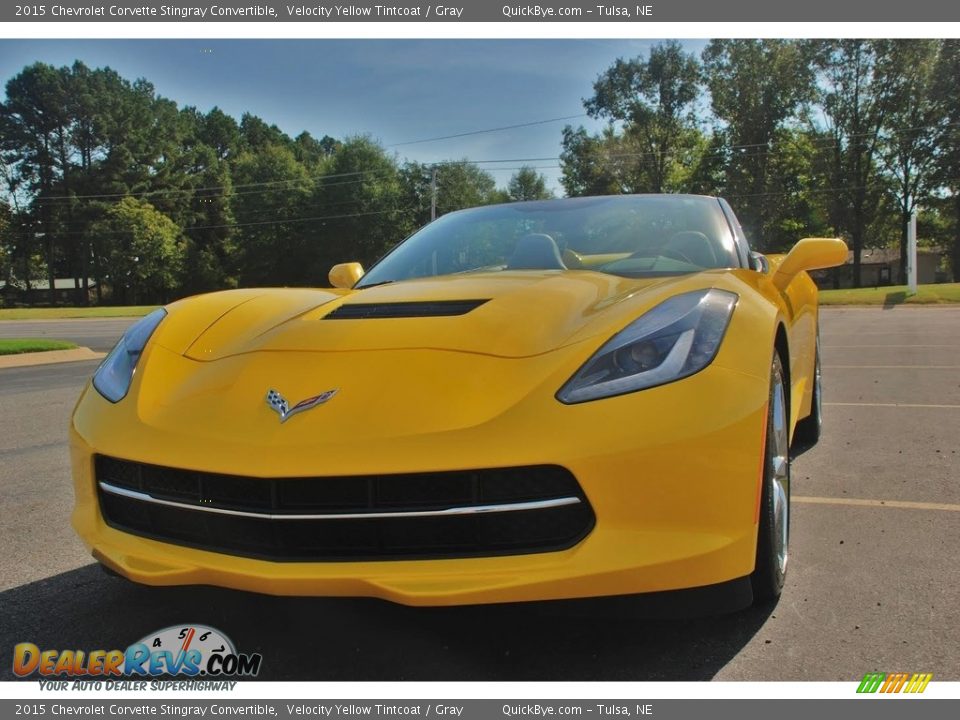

[71,194,847,609]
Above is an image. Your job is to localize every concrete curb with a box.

[0,346,106,370]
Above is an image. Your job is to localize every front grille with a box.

[95,456,594,562]
[322,299,488,320]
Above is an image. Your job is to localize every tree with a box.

[875,40,945,283]
[0,162,44,295]
[293,131,340,169]
[400,160,502,228]
[702,40,816,248]
[762,128,831,251]
[810,40,892,286]
[0,62,71,303]
[313,137,408,276]
[232,143,314,287]
[507,166,553,201]
[90,197,184,304]
[433,160,500,213]
[560,125,643,196]
[199,107,240,161]
[933,39,960,281]
[0,200,11,294]
[180,144,237,294]
[239,113,291,151]
[585,40,703,193]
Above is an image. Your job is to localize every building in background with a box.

[811,247,948,289]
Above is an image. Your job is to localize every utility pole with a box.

[908,207,918,295]
[430,165,437,222]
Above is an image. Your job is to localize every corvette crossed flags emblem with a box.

[266,388,338,423]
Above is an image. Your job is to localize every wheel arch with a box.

[773,321,791,433]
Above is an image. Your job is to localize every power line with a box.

[11,117,958,207]
[39,207,403,238]
[11,112,590,204]
[180,208,399,233]
[387,114,588,147]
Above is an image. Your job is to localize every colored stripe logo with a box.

[857,672,933,694]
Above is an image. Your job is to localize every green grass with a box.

[0,305,157,320]
[819,283,960,306]
[0,338,79,355]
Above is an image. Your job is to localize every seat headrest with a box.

[664,231,718,268]
[507,233,567,270]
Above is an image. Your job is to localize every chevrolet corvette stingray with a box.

[71,194,847,609]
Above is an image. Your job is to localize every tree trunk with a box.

[22,229,31,292]
[46,233,56,306]
[93,250,102,305]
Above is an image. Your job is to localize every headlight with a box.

[557,289,737,404]
[93,308,167,403]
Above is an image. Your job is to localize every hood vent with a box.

[323,299,489,320]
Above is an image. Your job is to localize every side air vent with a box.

[323,299,488,320]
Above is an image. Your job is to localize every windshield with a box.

[356,195,739,288]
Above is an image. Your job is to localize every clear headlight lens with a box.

[557,289,737,404]
[93,308,167,403]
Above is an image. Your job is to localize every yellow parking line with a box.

[825,402,960,409]
[824,365,960,369]
[794,496,960,513]
[823,331,958,335]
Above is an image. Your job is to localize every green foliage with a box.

[0,200,10,287]
[808,40,890,285]
[508,166,553,201]
[932,40,960,281]
[90,197,185,304]
[1,42,957,303]
[702,40,816,248]
[584,40,703,193]
[432,160,500,213]
[400,160,503,228]
[875,40,945,283]
[180,144,237,294]
[560,125,633,196]
[199,107,240,160]
[312,136,409,274]
[232,143,314,286]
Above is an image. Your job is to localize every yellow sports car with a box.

[71,194,846,610]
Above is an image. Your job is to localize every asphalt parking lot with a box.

[0,307,957,681]
[0,317,136,353]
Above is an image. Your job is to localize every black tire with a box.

[752,352,791,603]
[794,334,822,448]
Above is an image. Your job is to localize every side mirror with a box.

[772,238,847,291]
[328,262,364,289]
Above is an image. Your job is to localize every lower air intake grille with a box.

[95,456,594,562]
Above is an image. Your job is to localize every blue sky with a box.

[0,39,707,192]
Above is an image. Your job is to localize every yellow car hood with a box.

[180,271,684,362]
[120,269,744,447]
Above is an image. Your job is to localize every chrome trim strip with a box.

[98,481,581,520]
